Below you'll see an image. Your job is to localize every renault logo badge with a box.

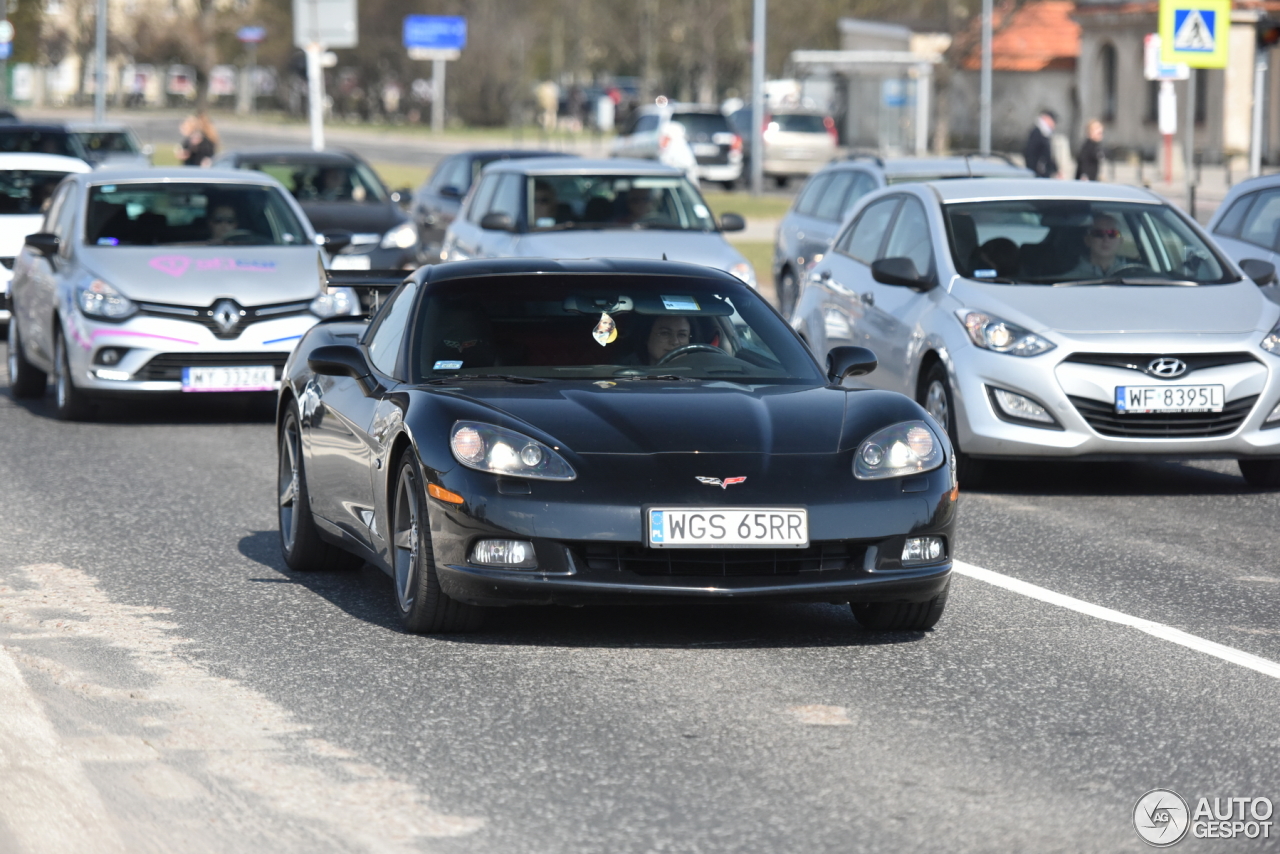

[1146,357,1187,378]
[211,299,242,335]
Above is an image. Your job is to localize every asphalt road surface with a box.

[1,339,1278,854]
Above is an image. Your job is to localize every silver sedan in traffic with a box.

[790,179,1280,487]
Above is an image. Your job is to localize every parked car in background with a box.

[5,169,359,420]
[213,148,418,270]
[611,102,743,189]
[411,149,576,264]
[278,258,956,633]
[727,107,839,188]
[0,153,92,325]
[1205,174,1280,290]
[441,158,755,286]
[772,154,1033,315]
[0,123,151,169]
[790,178,1280,488]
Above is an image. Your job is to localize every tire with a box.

[852,583,949,631]
[1238,459,1280,489]
[721,180,737,192]
[7,315,47,399]
[774,175,789,189]
[53,330,93,421]
[777,267,799,318]
[391,448,484,634]
[919,362,985,488]
[278,402,363,572]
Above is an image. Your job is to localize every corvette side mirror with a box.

[827,346,877,382]
[1240,258,1277,286]
[308,343,383,395]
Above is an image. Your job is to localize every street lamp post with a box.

[94,0,107,121]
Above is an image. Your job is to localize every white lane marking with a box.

[954,561,1280,681]
[788,705,853,726]
[0,643,129,853]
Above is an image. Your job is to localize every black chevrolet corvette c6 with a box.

[276,258,958,633]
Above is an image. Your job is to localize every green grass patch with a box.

[729,239,776,304]
[371,162,433,191]
[701,191,792,220]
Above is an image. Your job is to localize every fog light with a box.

[990,387,1055,424]
[1266,401,1280,425]
[94,369,130,381]
[94,347,129,366]
[470,539,538,568]
[902,536,945,564]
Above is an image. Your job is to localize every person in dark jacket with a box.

[1075,119,1105,181]
[1023,109,1059,178]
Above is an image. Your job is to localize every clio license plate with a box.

[647,507,808,548]
[181,366,276,392]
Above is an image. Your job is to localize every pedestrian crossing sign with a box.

[1160,0,1231,68]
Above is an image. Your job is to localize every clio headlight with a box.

[76,278,135,321]
[854,420,945,480]
[309,286,358,318]
[380,221,418,250]
[956,309,1054,356]
[450,421,576,481]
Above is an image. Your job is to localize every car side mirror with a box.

[24,232,59,258]
[480,212,515,232]
[390,187,413,209]
[1240,258,1277,286]
[719,212,746,232]
[439,185,462,199]
[318,229,353,254]
[871,257,933,292]
[308,343,384,395]
[826,345,877,382]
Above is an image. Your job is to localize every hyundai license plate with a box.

[648,508,808,548]
[1114,384,1224,414]
[182,366,276,393]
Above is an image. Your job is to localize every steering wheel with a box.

[1108,263,1153,277]
[656,343,723,365]
[216,229,258,245]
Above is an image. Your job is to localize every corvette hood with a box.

[962,279,1272,334]
[80,246,326,307]
[450,382,845,454]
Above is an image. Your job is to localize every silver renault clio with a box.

[791,179,1280,487]
[6,169,358,420]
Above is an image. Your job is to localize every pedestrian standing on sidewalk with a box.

[1023,109,1060,178]
[1075,119,1105,181]
[176,111,219,167]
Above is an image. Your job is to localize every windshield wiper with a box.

[424,374,548,385]
[1051,277,1200,287]
[620,374,697,381]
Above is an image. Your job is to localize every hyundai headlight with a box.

[728,261,757,288]
[450,421,576,481]
[854,420,945,480]
[309,286,358,318]
[1262,317,1280,354]
[380,221,418,250]
[956,309,1054,356]
[77,278,135,321]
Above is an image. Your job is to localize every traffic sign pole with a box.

[306,41,324,150]
[432,58,446,133]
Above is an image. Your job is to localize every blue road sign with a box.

[403,16,467,51]
[237,26,266,44]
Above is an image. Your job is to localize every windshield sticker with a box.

[433,360,464,370]
[535,216,556,228]
[973,269,998,278]
[148,255,278,277]
[97,237,119,246]
[592,312,617,347]
[661,295,700,311]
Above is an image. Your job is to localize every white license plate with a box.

[330,254,371,270]
[181,366,276,392]
[648,507,808,548]
[692,143,720,157]
[1115,384,1225,413]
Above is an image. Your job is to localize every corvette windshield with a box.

[413,276,823,384]
[85,183,308,247]
[527,175,717,231]
[945,199,1235,285]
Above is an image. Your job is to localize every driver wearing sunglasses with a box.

[1069,213,1148,278]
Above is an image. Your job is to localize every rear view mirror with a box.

[480,212,515,232]
[1240,258,1277,286]
[24,232,59,258]
[826,346,877,381]
[871,257,933,292]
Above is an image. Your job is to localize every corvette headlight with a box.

[1262,318,1280,354]
[956,309,1054,356]
[728,261,757,288]
[854,420,944,480]
[380,221,418,250]
[450,421,576,481]
[77,278,135,321]
[309,286,357,318]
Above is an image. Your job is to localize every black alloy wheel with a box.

[1238,459,1280,489]
[777,267,799,318]
[391,448,483,634]
[6,315,47,399]
[278,402,362,572]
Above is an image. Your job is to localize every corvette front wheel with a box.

[391,449,484,634]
